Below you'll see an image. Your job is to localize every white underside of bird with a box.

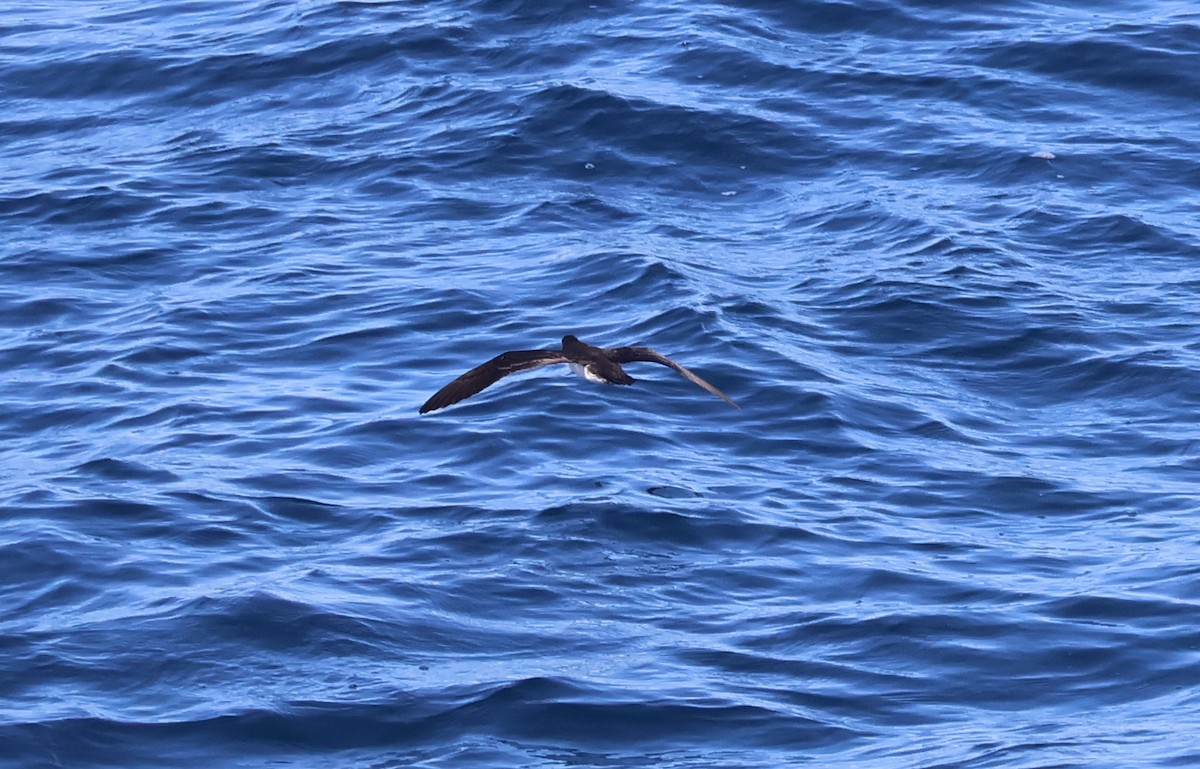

[569,362,606,383]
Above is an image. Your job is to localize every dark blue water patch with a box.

[0,186,163,227]
[977,29,1200,102]
[1,51,166,101]
[0,680,852,768]
[0,296,81,328]
[451,678,851,750]
[507,195,643,235]
[711,0,923,37]
[71,458,180,485]
[464,0,624,31]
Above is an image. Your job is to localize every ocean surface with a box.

[2,1,1199,767]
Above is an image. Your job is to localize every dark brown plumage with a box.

[419,334,738,413]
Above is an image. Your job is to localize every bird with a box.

[419,334,739,413]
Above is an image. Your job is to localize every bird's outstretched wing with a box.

[607,346,739,408]
[419,350,568,413]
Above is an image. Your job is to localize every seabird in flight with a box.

[419,334,739,413]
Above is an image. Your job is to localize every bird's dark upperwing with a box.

[419,350,568,413]
[607,347,739,408]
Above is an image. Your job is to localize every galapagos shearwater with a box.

[419,334,739,413]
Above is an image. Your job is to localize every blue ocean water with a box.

[2,0,1199,766]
